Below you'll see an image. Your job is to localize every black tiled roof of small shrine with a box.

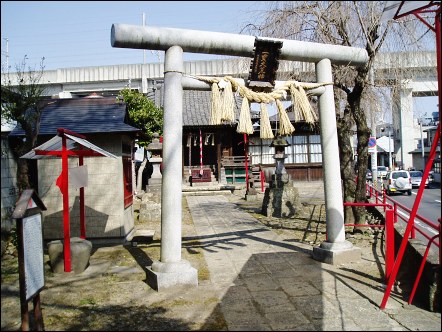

[9,96,141,136]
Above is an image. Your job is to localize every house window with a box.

[249,134,322,165]
[122,144,133,208]
[287,136,308,163]
[309,135,322,163]
[249,138,274,164]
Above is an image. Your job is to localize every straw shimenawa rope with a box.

[289,82,318,124]
[193,75,331,138]
[260,102,274,139]
[210,82,222,125]
[237,97,254,134]
[221,80,235,122]
[276,99,295,135]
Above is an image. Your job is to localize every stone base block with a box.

[245,193,257,201]
[48,237,92,274]
[261,186,301,218]
[190,182,213,187]
[146,260,198,291]
[312,241,361,265]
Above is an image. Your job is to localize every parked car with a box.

[366,169,373,182]
[383,170,412,196]
[429,170,435,183]
[409,170,429,188]
[419,116,434,126]
[377,166,388,178]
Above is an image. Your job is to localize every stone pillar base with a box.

[47,237,92,274]
[312,240,361,265]
[146,260,198,291]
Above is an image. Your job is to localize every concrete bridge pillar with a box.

[393,83,414,170]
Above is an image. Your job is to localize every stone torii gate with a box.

[111,24,369,290]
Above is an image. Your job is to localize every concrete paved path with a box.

[186,195,441,331]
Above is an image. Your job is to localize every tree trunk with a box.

[349,71,371,227]
[16,159,30,192]
[353,104,371,227]
[337,108,357,225]
[11,138,33,192]
[136,157,148,194]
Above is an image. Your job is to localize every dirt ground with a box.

[1,191,388,331]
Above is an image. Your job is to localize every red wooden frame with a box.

[34,128,116,272]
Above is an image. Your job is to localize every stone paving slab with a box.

[186,195,441,331]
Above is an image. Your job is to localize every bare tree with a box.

[1,56,48,191]
[241,1,435,225]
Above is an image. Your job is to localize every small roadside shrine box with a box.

[20,128,118,273]
[12,189,47,331]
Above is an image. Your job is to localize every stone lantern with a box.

[139,133,163,225]
[269,135,291,188]
[261,135,301,218]
[146,133,163,186]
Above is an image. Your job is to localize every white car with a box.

[377,166,388,178]
[409,170,429,188]
[383,170,412,196]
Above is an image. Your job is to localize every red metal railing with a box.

[366,182,440,248]
[365,181,441,308]
[342,201,395,282]
[408,227,440,305]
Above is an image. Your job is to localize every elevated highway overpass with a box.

[1,51,437,169]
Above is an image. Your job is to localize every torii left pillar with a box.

[145,46,198,290]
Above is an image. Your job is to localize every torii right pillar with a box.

[312,58,362,265]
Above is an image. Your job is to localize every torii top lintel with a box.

[111,24,369,67]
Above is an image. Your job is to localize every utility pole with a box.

[420,118,425,170]
[369,68,378,184]
[388,126,392,170]
[381,125,393,170]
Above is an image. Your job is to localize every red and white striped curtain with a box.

[199,129,203,175]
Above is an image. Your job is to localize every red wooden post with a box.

[199,129,203,175]
[383,189,386,212]
[385,208,394,283]
[244,133,249,191]
[61,135,71,272]
[79,155,86,239]
[260,170,265,193]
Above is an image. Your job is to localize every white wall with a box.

[38,134,134,241]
